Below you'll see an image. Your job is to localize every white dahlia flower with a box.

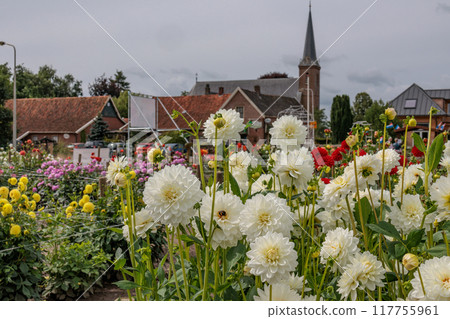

[106,156,127,185]
[273,148,314,190]
[280,273,311,292]
[252,174,277,193]
[269,115,307,149]
[376,148,400,172]
[350,252,386,291]
[254,283,301,301]
[408,256,450,301]
[143,165,204,227]
[345,154,382,189]
[388,194,433,234]
[247,232,298,284]
[394,164,425,197]
[337,261,364,300]
[430,175,450,222]
[321,171,354,207]
[316,209,346,233]
[203,109,245,144]
[122,207,159,242]
[240,193,294,242]
[229,151,257,191]
[320,227,359,272]
[199,191,244,250]
[440,156,450,171]
[444,141,450,158]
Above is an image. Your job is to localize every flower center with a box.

[217,210,228,220]
[266,248,280,264]
[443,277,450,289]
[162,187,179,202]
[361,167,373,178]
[284,126,295,138]
[258,212,271,225]
[444,194,450,210]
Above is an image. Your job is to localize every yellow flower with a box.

[10,224,21,236]
[28,212,36,219]
[79,199,86,207]
[129,171,136,179]
[29,201,37,211]
[345,134,358,148]
[66,206,75,215]
[385,108,397,120]
[21,194,29,202]
[408,118,417,127]
[24,230,30,235]
[2,203,13,216]
[0,186,9,199]
[82,195,90,202]
[213,117,226,128]
[82,202,95,213]
[114,172,127,187]
[84,184,93,194]
[0,198,8,207]
[32,193,41,203]
[8,178,17,186]
[19,176,29,185]
[66,213,72,218]
[70,201,77,208]
[9,189,21,201]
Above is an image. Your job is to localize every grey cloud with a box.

[437,3,450,13]
[347,70,394,87]
[320,54,347,64]
[281,54,298,67]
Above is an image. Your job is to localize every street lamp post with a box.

[0,41,17,149]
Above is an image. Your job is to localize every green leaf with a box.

[428,244,447,257]
[110,227,123,234]
[226,242,247,272]
[157,254,168,282]
[406,228,425,249]
[229,173,241,197]
[19,262,29,275]
[180,234,204,247]
[114,258,126,270]
[427,133,444,172]
[367,221,402,241]
[114,280,141,290]
[411,132,426,153]
[353,197,371,231]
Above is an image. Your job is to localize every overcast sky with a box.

[1,0,450,117]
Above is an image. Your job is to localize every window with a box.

[404,99,417,108]
[32,136,38,142]
[52,136,58,142]
[236,107,244,118]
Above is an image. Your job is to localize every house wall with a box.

[221,92,265,144]
[28,133,78,144]
[397,115,448,145]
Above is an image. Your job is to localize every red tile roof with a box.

[4,96,116,136]
[157,94,230,130]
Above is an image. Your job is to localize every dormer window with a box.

[404,99,417,109]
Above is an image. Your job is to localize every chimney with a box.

[205,84,210,95]
[219,87,224,95]
[254,85,261,96]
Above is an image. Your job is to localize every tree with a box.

[112,91,128,118]
[2,64,82,99]
[314,108,329,138]
[89,70,130,98]
[364,99,388,132]
[88,113,109,141]
[352,92,373,122]
[331,94,353,143]
[258,72,288,79]
[0,106,13,147]
[0,63,13,105]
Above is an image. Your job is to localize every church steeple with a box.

[299,3,319,67]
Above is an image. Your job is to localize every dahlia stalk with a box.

[424,107,438,196]
[400,121,409,205]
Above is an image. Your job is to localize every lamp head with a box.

[0,41,5,46]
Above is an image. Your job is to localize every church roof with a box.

[299,7,319,67]
[189,78,299,98]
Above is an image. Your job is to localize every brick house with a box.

[390,83,450,145]
[4,96,126,144]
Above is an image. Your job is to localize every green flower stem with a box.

[195,137,206,191]
[146,234,158,301]
[177,227,190,300]
[424,111,433,196]
[417,267,427,298]
[345,195,358,237]
[388,174,393,205]
[213,250,220,298]
[238,278,247,301]
[269,284,273,301]
[316,261,329,301]
[166,227,182,300]
[379,121,387,220]
[401,124,409,205]
[202,128,219,301]
[353,150,369,250]
[443,231,450,256]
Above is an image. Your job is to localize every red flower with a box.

[390,166,398,175]
[411,146,424,157]
[321,177,331,184]
[318,147,328,157]
[323,155,335,167]
[200,149,208,156]
[398,155,408,166]
[19,150,26,156]
[237,142,242,149]
[356,149,367,156]
[331,147,345,162]
[26,139,32,145]
[243,145,247,151]
[341,140,350,150]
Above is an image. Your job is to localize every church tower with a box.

[299,3,320,111]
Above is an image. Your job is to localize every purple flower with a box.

[51,185,59,191]
[32,187,37,192]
